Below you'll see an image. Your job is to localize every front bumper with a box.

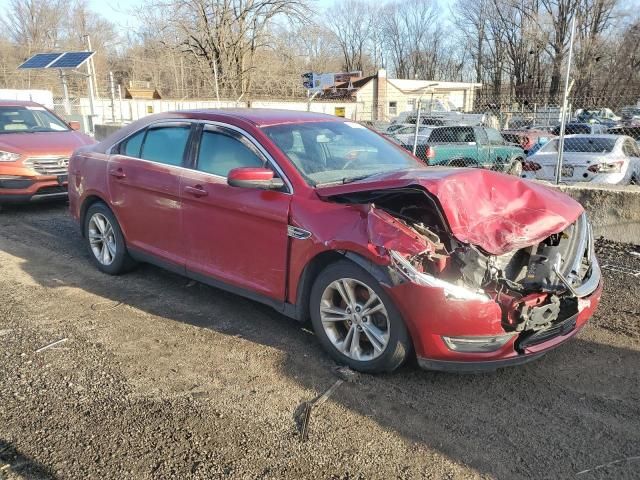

[386,213,603,373]
[391,280,602,373]
[0,176,68,203]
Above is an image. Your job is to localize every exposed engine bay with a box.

[331,187,601,349]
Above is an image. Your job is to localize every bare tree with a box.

[325,0,374,73]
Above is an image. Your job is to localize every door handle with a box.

[108,168,126,179]
[184,185,208,197]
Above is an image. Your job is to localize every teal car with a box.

[403,126,526,175]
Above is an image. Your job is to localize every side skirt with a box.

[128,247,301,321]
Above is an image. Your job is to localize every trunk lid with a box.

[316,168,584,256]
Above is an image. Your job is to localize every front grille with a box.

[515,313,577,351]
[24,156,69,175]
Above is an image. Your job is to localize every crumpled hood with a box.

[316,168,584,256]
[0,131,95,156]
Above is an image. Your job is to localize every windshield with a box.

[541,137,616,153]
[0,106,70,134]
[263,121,423,186]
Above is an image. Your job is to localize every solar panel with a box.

[47,51,94,69]
[18,53,63,69]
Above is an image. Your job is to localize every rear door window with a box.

[140,125,191,166]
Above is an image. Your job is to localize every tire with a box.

[507,158,524,177]
[309,260,412,373]
[83,202,136,275]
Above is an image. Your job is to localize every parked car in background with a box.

[607,125,640,142]
[388,125,434,146]
[551,123,608,135]
[399,125,526,174]
[529,125,557,133]
[385,123,409,134]
[524,134,640,185]
[501,129,551,154]
[619,106,640,125]
[575,108,621,127]
[69,109,602,373]
[0,100,95,205]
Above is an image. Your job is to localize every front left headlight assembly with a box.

[390,251,491,302]
[0,150,21,162]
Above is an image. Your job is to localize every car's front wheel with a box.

[309,260,411,373]
[84,202,135,275]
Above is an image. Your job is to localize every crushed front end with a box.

[328,184,603,373]
[386,210,602,372]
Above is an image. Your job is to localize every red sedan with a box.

[68,110,602,373]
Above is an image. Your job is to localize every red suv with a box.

[0,100,95,205]
[69,110,602,373]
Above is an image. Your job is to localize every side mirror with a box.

[68,121,81,131]
[227,167,284,190]
[538,136,549,145]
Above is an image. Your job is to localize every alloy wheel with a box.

[319,278,390,361]
[88,213,117,266]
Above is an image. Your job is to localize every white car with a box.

[523,134,640,185]
[388,125,434,146]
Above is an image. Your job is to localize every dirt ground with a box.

[0,201,638,480]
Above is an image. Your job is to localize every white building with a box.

[319,69,482,122]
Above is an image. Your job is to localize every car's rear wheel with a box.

[507,158,524,176]
[84,202,135,275]
[309,260,411,373]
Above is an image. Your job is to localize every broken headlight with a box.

[390,251,491,302]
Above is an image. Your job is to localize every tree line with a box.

[0,0,638,107]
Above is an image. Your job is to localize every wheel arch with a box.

[292,249,395,323]
[79,194,112,237]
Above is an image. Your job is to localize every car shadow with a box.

[0,438,57,479]
[1,202,639,479]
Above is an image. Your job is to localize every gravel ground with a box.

[0,202,638,480]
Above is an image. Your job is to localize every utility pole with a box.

[59,70,70,115]
[412,100,422,156]
[109,71,116,123]
[83,35,99,98]
[555,14,576,185]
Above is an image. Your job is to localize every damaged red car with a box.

[68,110,602,373]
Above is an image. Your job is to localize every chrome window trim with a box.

[106,118,293,194]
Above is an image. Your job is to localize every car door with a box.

[180,123,292,300]
[474,127,490,165]
[485,127,511,169]
[108,122,193,269]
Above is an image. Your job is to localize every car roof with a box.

[175,108,344,127]
[0,99,45,108]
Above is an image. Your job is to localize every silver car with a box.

[524,134,640,185]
